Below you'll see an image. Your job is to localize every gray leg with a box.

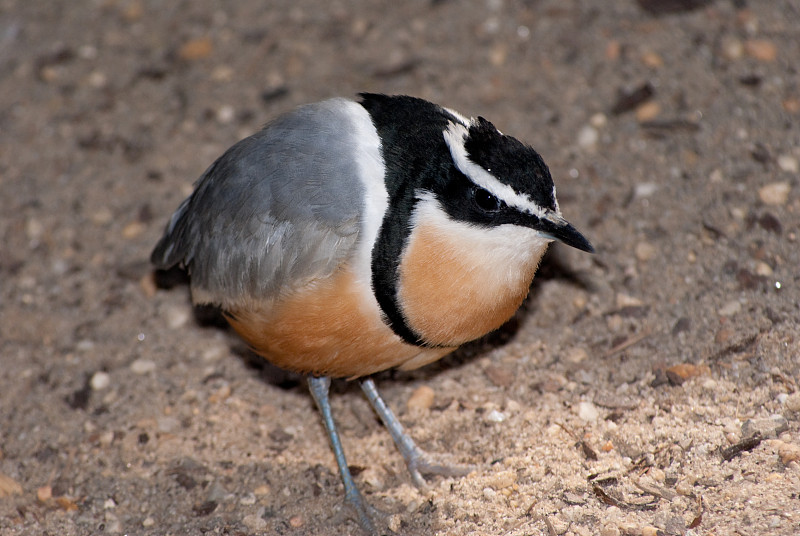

[360,378,473,490]
[307,376,378,535]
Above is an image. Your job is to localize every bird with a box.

[151,93,594,534]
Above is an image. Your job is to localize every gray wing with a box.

[151,98,366,306]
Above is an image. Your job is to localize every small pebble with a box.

[90,371,111,391]
[577,125,599,151]
[91,207,113,226]
[130,359,156,374]
[37,485,52,502]
[720,37,744,60]
[577,401,599,422]
[179,37,214,61]
[634,182,658,198]
[784,393,800,412]
[648,467,665,483]
[642,526,659,536]
[600,526,620,536]
[253,484,271,496]
[239,493,256,505]
[675,479,694,496]
[387,514,402,532]
[406,385,435,412]
[241,514,266,531]
[776,441,800,464]
[216,105,235,124]
[208,384,231,404]
[142,517,155,527]
[486,409,506,423]
[289,515,304,528]
[755,261,773,277]
[665,363,709,382]
[202,344,227,362]
[590,113,608,128]
[487,470,516,490]
[104,512,122,533]
[616,293,644,308]
[636,101,661,122]
[565,347,588,364]
[26,218,44,241]
[166,305,191,329]
[741,415,789,439]
[758,181,790,206]
[122,221,145,239]
[635,241,656,262]
[744,39,777,62]
[718,300,741,316]
[640,51,663,68]
[777,154,799,173]
[484,364,514,387]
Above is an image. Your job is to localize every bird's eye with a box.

[473,187,501,213]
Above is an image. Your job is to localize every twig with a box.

[721,433,762,461]
[602,328,652,358]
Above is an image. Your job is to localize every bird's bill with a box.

[538,214,595,253]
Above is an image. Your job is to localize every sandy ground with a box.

[1,0,799,535]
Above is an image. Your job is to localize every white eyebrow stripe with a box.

[442,121,553,219]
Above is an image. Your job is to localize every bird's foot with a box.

[402,445,475,490]
[327,484,387,535]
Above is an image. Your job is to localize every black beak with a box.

[538,215,595,253]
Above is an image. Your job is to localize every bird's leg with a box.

[307,376,379,535]
[360,378,474,490]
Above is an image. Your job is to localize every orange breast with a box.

[224,267,455,378]
[397,221,547,347]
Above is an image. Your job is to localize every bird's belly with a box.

[224,267,454,378]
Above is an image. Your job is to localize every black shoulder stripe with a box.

[359,94,457,346]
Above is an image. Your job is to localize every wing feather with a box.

[151,99,368,307]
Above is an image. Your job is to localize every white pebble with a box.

[166,305,191,329]
[486,409,507,423]
[90,371,111,391]
[758,181,790,206]
[634,182,658,198]
[577,401,599,422]
[130,358,156,374]
[577,125,599,151]
[217,105,235,124]
[590,113,608,128]
[777,154,799,173]
[755,261,773,276]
